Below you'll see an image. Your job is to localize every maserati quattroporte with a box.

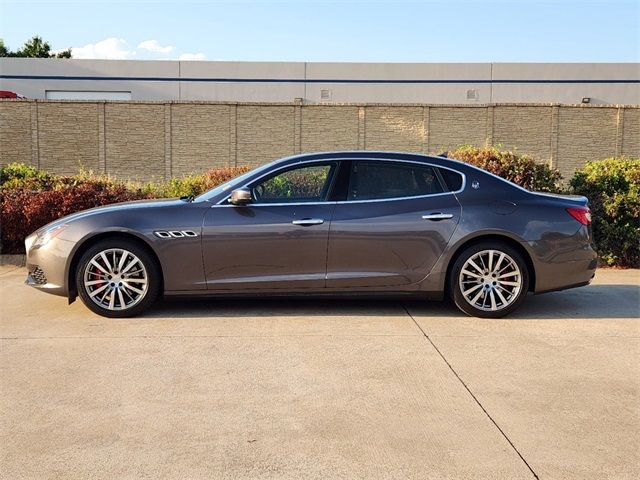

[25,152,597,318]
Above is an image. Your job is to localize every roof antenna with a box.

[438,151,448,158]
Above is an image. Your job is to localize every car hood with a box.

[35,198,186,234]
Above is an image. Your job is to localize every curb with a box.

[0,255,26,267]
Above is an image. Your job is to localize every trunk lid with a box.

[532,191,589,206]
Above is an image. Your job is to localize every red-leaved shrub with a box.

[201,166,251,190]
[1,182,150,253]
[0,164,252,254]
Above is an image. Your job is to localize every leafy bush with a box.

[448,145,562,192]
[201,166,251,191]
[0,162,56,190]
[570,158,640,267]
[140,166,251,198]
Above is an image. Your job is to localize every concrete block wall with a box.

[170,104,231,176]
[105,103,166,180]
[38,102,100,173]
[1,100,638,181]
[0,102,31,166]
[301,106,360,153]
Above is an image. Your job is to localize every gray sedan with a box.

[25,151,598,318]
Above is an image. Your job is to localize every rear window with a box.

[438,168,463,192]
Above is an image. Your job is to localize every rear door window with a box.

[347,161,444,201]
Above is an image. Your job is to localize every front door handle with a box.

[422,213,454,221]
[292,218,325,226]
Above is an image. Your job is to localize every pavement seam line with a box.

[402,304,540,480]
[0,333,422,340]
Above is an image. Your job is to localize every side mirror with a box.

[229,188,252,206]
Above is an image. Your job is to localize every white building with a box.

[1,58,638,104]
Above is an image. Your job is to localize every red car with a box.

[0,90,26,99]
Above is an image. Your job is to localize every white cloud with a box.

[68,38,206,61]
[72,38,135,60]
[137,40,174,54]
[179,52,207,61]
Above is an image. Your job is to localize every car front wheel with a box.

[76,239,161,318]
[450,242,529,318]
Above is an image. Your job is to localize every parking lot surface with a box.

[1,265,639,479]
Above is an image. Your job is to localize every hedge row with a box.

[0,165,249,254]
[1,149,638,267]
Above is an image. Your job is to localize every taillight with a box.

[566,207,592,226]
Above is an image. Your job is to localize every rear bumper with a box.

[528,226,598,294]
[533,259,597,294]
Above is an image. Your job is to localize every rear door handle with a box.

[292,218,325,226]
[422,213,454,221]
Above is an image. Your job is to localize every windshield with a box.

[194,164,270,202]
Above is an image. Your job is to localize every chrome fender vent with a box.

[154,230,198,239]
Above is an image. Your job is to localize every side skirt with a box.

[163,289,444,301]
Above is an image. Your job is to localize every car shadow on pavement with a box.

[508,284,639,320]
[142,284,639,320]
[146,296,436,318]
[405,284,639,320]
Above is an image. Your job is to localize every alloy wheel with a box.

[458,249,522,312]
[83,248,149,311]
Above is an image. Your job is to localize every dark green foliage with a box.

[570,158,640,267]
[0,36,72,58]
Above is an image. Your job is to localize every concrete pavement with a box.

[1,266,638,479]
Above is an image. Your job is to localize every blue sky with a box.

[1,0,639,62]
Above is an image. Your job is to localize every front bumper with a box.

[24,233,75,297]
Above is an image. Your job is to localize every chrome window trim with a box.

[336,189,457,205]
[214,157,466,207]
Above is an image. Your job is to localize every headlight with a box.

[32,224,69,249]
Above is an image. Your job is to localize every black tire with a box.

[449,241,529,318]
[75,238,161,318]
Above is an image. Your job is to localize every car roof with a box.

[274,150,450,166]
[274,151,527,194]
[280,150,442,160]
[275,150,479,174]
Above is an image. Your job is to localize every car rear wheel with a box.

[450,242,529,318]
[76,239,160,318]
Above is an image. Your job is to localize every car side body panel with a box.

[326,193,461,288]
[414,166,597,295]
[26,200,210,297]
[202,203,336,290]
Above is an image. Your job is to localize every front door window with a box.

[252,164,336,203]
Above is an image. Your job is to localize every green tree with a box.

[0,39,8,57]
[0,36,72,58]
